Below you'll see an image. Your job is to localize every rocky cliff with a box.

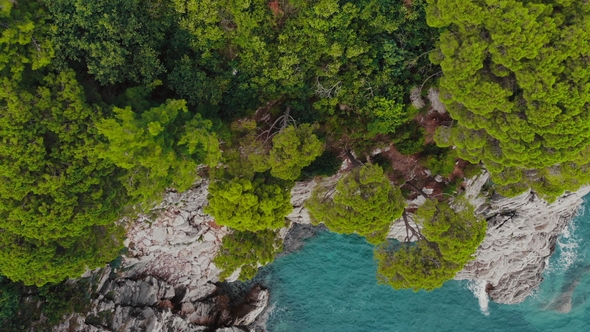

[55,266,269,332]
[455,172,590,304]
[54,179,268,332]
[55,170,590,330]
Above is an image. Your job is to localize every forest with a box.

[1,0,590,328]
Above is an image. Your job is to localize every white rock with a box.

[173,215,186,227]
[456,171,590,304]
[203,231,217,242]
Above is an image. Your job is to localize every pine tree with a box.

[375,198,486,291]
[429,0,590,200]
[97,98,221,207]
[205,176,292,231]
[214,229,283,281]
[307,164,406,244]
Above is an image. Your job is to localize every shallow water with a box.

[263,195,590,332]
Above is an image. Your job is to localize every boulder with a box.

[232,284,270,326]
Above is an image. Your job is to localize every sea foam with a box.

[467,280,490,316]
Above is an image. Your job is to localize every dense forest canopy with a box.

[0,0,438,287]
[1,2,589,325]
[429,0,590,200]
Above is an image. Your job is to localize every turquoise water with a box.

[263,196,590,332]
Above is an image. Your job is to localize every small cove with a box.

[260,195,590,332]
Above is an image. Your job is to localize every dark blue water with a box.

[263,196,590,332]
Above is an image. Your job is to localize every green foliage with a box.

[0,0,53,79]
[462,162,483,179]
[429,0,590,200]
[371,153,393,174]
[0,276,19,327]
[48,0,171,85]
[268,124,324,181]
[307,164,406,244]
[393,123,426,155]
[0,68,125,285]
[97,98,221,207]
[417,198,486,265]
[0,274,96,331]
[214,229,283,281]
[375,198,486,291]
[37,278,93,324]
[375,241,457,292]
[421,144,457,177]
[166,0,438,134]
[205,175,292,231]
[0,225,124,286]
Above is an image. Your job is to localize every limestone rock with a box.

[123,180,229,288]
[232,284,270,326]
[102,276,175,307]
[456,172,590,304]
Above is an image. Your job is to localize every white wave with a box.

[467,280,490,316]
[547,215,580,275]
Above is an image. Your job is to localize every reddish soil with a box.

[207,220,223,230]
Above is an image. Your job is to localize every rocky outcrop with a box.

[54,178,269,331]
[123,179,230,293]
[455,172,590,304]
[56,167,590,330]
[232,285,270,326]
[54,267,264,332]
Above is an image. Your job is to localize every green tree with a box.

[267,124,324,181]
[0,225,123,286]
[0,69,125,285]
[429,0,590,200]
[205,175,292,231]
[375,198,486,291]
[0,275,20,328]
[375,241,457,291]
[0,0,53,79]
[167,0,438,137]
[214,229,283,281]
[97,98,221,207]
[48,0,171,85]
[307,164,405,244]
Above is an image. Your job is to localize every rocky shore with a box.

[456,172,590,304]
[54,171,590,330]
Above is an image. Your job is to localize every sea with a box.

[260,195,590,332]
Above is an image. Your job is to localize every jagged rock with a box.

[232,285,269,326]
[183,283,217,303]
[215,328,248,332]
[187,301,217,325]
[101,276,175,307]
[456,172,590,304]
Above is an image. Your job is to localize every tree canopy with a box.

[48,0,170,85]
[429,0,590,200]
[97,97,221,207]
[205,175,292,232]
[0,67,125,285]
[375,198,486,291]
[214,229,283,281]
[307,163,406,244]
